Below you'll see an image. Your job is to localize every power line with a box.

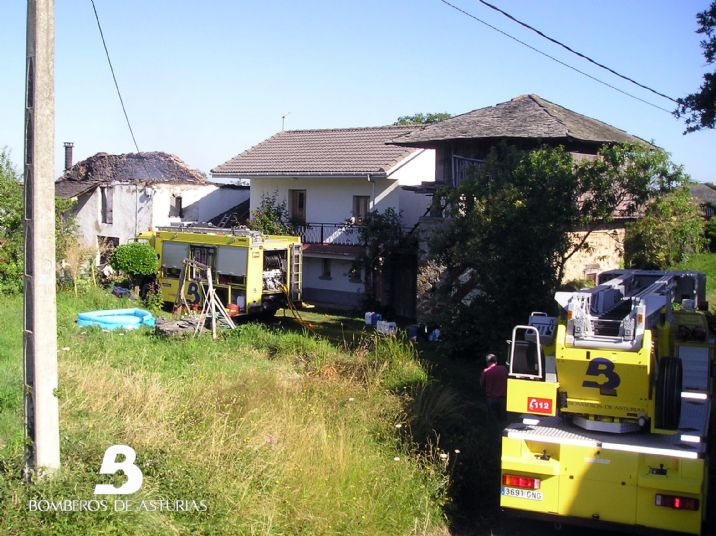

[438,0,673,114]
[475,0,677,104]
[90,0,142,153]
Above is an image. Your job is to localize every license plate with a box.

[501,487,543,501]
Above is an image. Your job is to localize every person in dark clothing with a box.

[480,353,508,424]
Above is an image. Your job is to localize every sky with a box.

[0,0,714,181]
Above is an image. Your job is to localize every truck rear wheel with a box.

[655,357,682,430]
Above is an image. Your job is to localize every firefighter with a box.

[480,353,508,425]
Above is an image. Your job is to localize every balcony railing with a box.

[296,222,364,246]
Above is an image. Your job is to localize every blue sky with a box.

[0,0,714,180]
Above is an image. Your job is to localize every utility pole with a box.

[23,0,60,477]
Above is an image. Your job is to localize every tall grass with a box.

[0,289,448,535]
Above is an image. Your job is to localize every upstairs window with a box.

[289,189,306,224]
[100,186,113,224]
[170,195,183,218]
[352,195,370,223]
[452,155,484,186]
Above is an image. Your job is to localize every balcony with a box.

[296,222,364,246]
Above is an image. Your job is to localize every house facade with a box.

[212,126,435,309]
[390,94,648,285]
[56,151,249,258]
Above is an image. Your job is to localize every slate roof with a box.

[690,183,716,205]
[390,94,648,147]
[211,126,420,177]
[55,151,206,199]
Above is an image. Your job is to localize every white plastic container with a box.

[376,320,397,335]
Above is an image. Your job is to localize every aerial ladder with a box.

[500,270,713,535]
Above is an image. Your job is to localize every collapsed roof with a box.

[55,151,206,199]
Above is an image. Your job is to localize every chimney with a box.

[63,142,74,171]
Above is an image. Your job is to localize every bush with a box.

[625,188,706,269]
[248,191,297,235]
[705,217,716,252]
[110,242,158,277]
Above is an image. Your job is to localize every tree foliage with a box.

[110,242,158,277]
[429,142,688,356]
[675,1,716,132]
[0,148,77,294]
[393,113,452,125]
[248,192,297,235]
[0,149,24,294]
[624,187,706,269]
[354,208,407,308]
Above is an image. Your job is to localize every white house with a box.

[55,150,249,260]
[211,126,435,309]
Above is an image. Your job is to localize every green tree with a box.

[675,1,716,132]
[248,192,297,235]
[560,143,687,281]
[0,149,24,294]
[0,148,77,294]
[429,143,688,356]
[354,208,407,308]
[624,187,706,269]
[393,112,452,125]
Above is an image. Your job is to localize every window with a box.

[190,245,215,266]
[170,195,183,218]
[451,155,484,186]
[100,186,113,224]
[348,266,362,283]
[320,258,332,280]
[289,189,306,224]
[352,195,370,223]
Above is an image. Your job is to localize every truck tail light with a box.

[502,474,541,490]
[655,494,699,511]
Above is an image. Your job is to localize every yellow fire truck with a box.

[137,225,302,318]
[501,270,713,534]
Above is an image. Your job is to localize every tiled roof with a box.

[390,94,648,147]
[211,126,420,177]
[55,151,206,198]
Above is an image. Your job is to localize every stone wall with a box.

[562,226,626,282]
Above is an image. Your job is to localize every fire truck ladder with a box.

[289,244,302,303]
[555,270,704,350]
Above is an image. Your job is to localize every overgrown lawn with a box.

[0,290,448,535]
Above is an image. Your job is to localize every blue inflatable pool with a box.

[77,308,156,330]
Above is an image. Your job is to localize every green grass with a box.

[675,251,716,305]
[0,289,448,535]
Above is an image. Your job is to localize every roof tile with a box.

[211,126,419,176]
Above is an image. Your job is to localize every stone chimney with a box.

[63,142,74,171]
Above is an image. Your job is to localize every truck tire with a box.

[655,357,682,430]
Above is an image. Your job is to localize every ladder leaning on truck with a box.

[500,269,714,535]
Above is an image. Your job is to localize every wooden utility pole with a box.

[23,0,60,477]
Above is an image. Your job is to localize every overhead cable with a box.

[438,0,672,114]
[90,0,142,153]
[475,0,677,104]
